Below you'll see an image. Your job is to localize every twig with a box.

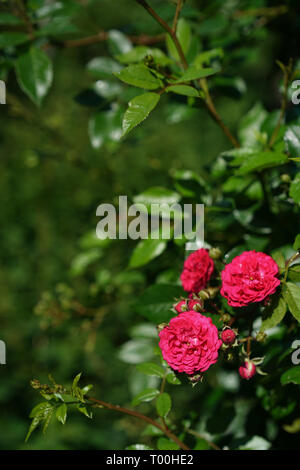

[234,6,288,19]
[172,0,184,33]
[135,0,188,69]
[269,60,293,148]
[87,396,190,450]
[63,32,165,48]
[135,0,239,148]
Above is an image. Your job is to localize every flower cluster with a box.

[157,248,280,381]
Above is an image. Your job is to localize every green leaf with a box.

[288,265,300,282]
[142,424,164,436]
[88,107,123,148]
[285,125,300,157]
[293,234,300,251]
[166,371,181,385]
[174,66,217,82]
[25,416,42,443]
[0,32,29,48]
[29,402,53,418]
[167,85,200,97]
[129,239,167,268]
[260,296,287,332]
[87,57,123,79]
[235,152,288,175]
[15,47,53,106]
[283,282,300,322]
[115,64,162,90]
[166,18,191,61]
[156,393,171,418]
[56,403,67,425]
[132,388,160,406]
[157,437,180,450]
[135,284,183,323]
[238,102,267,148]
[122,92,160,136]
[281,366,300,385]
[77,404,93,419]
[193,48,224,67]
[117,46,171,66]
[26,402,54,442]
[72,372,82,389]
[290,174,300,203]
[271,251,286,274]
[137,362,165,378]
[0,13,23,25]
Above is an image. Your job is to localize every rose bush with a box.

[11,0,299,452]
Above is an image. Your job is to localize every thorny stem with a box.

[87,396,190,450]
[135,0,240,148]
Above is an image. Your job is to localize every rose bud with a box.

[221,328,236,345]
[174,300,187,313]
[187,299,203,311]
[239,359,256,380]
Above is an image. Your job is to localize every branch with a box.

[87,396,190,450]
[198,78,240,148]
[269,60,293,148]
[135,0,239,148]
[234,5,288,19]
[135,0,188,69]
[172,0,184,33]
[63,32,165,48]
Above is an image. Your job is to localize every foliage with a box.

[0,0,300,451]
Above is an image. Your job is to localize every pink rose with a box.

[220,251,280,307]
[180,249,214,294]
[158,311,222,375]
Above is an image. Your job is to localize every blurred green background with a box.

[0,0,299,450]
